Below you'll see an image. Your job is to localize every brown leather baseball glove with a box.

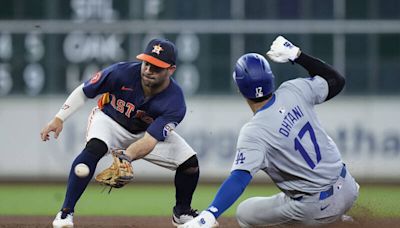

[95,150,134,189]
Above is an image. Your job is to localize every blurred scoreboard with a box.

[2,0,399,97]
[0,0,237,96]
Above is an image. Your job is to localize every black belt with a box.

[292,165,347,201]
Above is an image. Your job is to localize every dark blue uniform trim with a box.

[319,165,346,200]
[256,94,276,114]
[292,165,347,201]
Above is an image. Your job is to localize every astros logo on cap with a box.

[136,38,176,68]
[152,44,164,55]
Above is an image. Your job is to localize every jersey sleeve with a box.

[231,123,266,176]
[146,97,186,141]
[82,63,122,98]
[283,76,329,105]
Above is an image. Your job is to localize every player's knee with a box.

[85,138,108,159]
[236,218,251,228]
[177,155,199,174]
[236,200,252,227]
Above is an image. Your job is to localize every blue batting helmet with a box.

[233,53,275,99]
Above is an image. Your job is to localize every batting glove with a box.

[266,35,300,63]
[177,211,217,228]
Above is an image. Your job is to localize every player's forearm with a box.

[55,84,88,121]
[207,170,252,218]
[125,132,158,161]
[295,52,345,100]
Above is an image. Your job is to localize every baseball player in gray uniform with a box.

[179,36,359,228]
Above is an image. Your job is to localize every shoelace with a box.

[189,209,199,216]
[181,209,198,217]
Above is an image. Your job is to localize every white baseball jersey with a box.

[232,76,343,197]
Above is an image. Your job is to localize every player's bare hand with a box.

[40,117,64,141]
[266,35,301,63]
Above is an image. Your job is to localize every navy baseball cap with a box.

[136,38,177,68]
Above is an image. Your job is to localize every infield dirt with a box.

[0,216,399,228]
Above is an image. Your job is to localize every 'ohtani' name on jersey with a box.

[279,105,304,137]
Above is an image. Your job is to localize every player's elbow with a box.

[325,72,346,101]
[335,72,346,93]
[338,72,346,89]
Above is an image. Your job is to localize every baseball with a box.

[74,163,90,178]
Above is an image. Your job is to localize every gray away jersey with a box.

[232,76,343,197]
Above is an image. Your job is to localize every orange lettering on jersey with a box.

[125,102,135,118]
[116,99,125,113]
[135,110,154,124]
[107,96,153,121]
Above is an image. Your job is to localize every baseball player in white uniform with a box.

[179,36,359,227]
